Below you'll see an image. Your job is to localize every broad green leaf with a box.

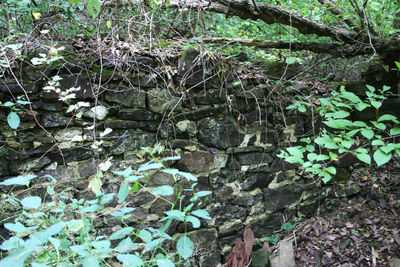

[0,174,37,186]
[21,196,41,209]
[80,205,102,213]
[157,259,175,267]
[285,57,296,64]
[306,145,315,152]
[138,162,163,172]
[371,139,384,146]
[100,193,115,205]
[366,85,376,92]
[356,153,371,164]
[177,171,197,181]
[327,110,350,119]
[144,238,164,252]
[91,240,111,254]
[390,127,400,135]
[373,149,392,167]
[0,236,24,251]
[177,236,194,260]
[68,220,84,232]
[70,244,90,257]
[7,112,20,129]
[152,185,174,196]
[315,136,339,149]
[114,167,133,178]
[164,210,185,221]
[88,174,102,194]
[114,237,135,253]
[340,87,362,103]
[355,102,370,111]
[126,175,144,182]
[325,166,336,175]
[118,182,130,203]
[43,222,67,236]
[87,0,101,19]
[185,216,200,228]
[361,129,374,139]
[191,209,211,220]
[369,99,382,109]
[380,143,397,154]
[353,121,367,127]
[4,222,27,233]
[323,119,353,130]
[48,237,60,249]
[82,256,99,267]
[139,229,152,243]
[321,172,331,184]
[378,114,399,123]
[110,227,134,240]
[0,248,35,267]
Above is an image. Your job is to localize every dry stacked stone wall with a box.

[0,47,339,265]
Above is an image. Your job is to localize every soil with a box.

[276,165,400,266]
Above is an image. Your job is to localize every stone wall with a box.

[0,48,333,265]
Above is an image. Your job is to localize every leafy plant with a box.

[0,146,211,267]
[279,84,400,183]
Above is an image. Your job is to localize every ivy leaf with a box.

[177,236,194,260]
[82,256,99,267]
[185,215,200,228]
[110,227,134,240]
[7,112,20,129]
[361,129,374,139]
[118,182,130,203]
[373,149,392,167]
[191,209,211,220]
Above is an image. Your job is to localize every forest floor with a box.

[277,166,400,266]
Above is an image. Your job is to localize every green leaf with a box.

[7,112,20,129]
[162,156,181,161]
[164,210,185,221]
[114,237,135,253]
[68,220,84,232]
[114,167,133,178]
[315,136,339,149]
[353,121,367,127]
[323,119,353,130]
[86,0,101,19]
[355,102,370,111]
[380,143,397,154]
[71,244,90,257]
[82,256,99,267]
[286,147,304,160]
[80,204,102,213]
[152,185,174,196]
[340,87,362,103]
[69,0,82,3]
[321,172,331,184]
[356,153,371,164]
[110,227,134,240]
[157,259,175,267]
[21,196,42,209]
[373,149,392,167]
[361,129,374,139]
[371,121,386,130]
[390,127,400,136]
[118,182,130,203]
[378,114,399,123]
[285,57,296,64]
[116,254,143,267]
[0,248,35,267]
[191,209,211,220]
[372,139,384,146]
[177,236,194,260]
[369,99,382,109]
[176,171,197,181]
[185,215,200,228]
[138,162,163,172]
[366,85,376,92]
[327,110,350,119]
[139,229,152,243]
[325,166,336,175]
[4,222,27,233]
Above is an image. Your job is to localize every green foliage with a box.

[279,85,400,183]
[0,146,211,266]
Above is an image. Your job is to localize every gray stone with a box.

[335,183,360,198]
[389,258,400,267]
[263,184,303,213]
[174,106,220,121]
[105,86,146,108]
[85,106,109,120]
[17,156,52,172]
[41,102,63,112]
[176,120,197,135]
[109,130,155,155]
[236,152,273,165]
[270,241,295,267]
[41,114,70,127]
[251,248,271,267]
[179,152,228,173]
[148,172,174,186]
[117,109,157,121]
[197,117,244,149]
[0,84,38,94]
[241,173,273,191]
[148,89,182,114]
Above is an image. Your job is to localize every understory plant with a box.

[279,84,400,183]
[0,145,211,267]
